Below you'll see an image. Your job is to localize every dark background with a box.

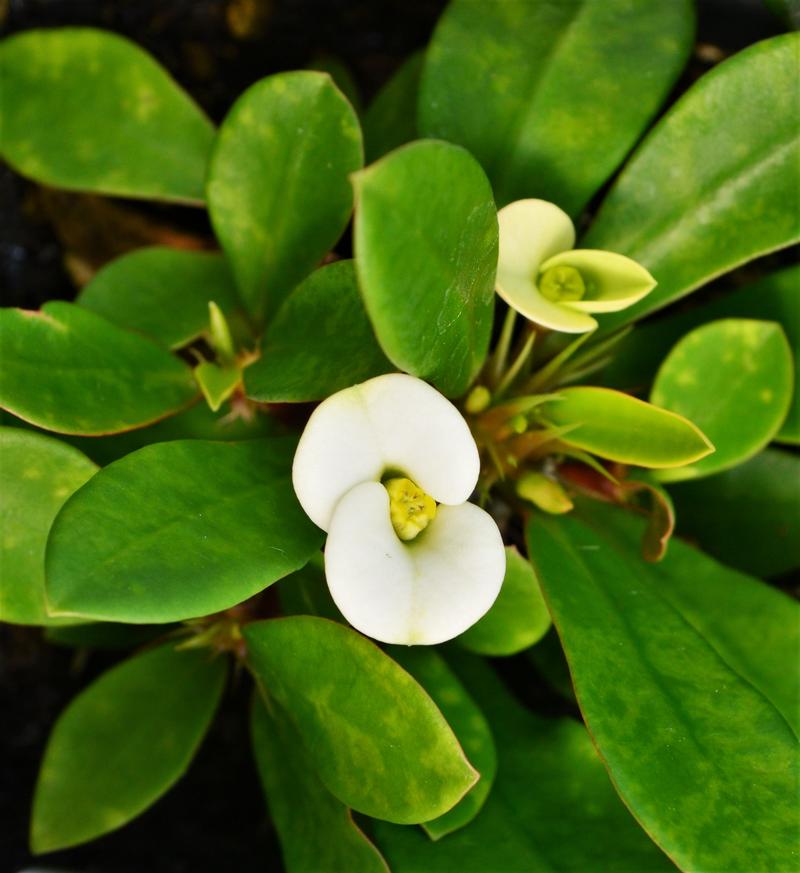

[0,2,787,872]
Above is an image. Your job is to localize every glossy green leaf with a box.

[603,265,800,444]
[374,653,672,873]
[388,648,496,840]
[244,616,477,824]
[0,428,97,625]
[585,34,800,331]
[31,642,226,852]
[363,53,423,163]
[529,507,800,872]
[245,260,393,403]
[651,319,793,482]
[419,0,693,213]
[208,71,363,323]
[458,546,551,656]
[669,448,800,578]
[354,140,498,397]
[46,439,322,623]
[251,696,389,873]
[541,387,713,468]
[77,248,248,350]
[0,303,197,436]
[0,28,214,204]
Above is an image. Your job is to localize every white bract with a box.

[496,198,657,334]
[292,373,505,645]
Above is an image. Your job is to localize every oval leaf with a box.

[31,642,226,853]
[46,439,323,623]
[208,71,363,323]
[251,696,390,873]
[0,303,198,435]
[585,33,800,330]
[529,507,799,873]
[0,428,97,625]
[245,260,393,403]
[651,319,793,482]
[541,386,713,468]
[419,0,693,213]
[354,140,498,397]
[78,248,248,350]
[458,546,551,656]
[375,652,672,873]
[244,616,477,824]
[669,448,800,579]
[389,647,497,840]
[0,28,214,204]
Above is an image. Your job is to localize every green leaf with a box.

[243,616,477,824]
[193,361,242,412]
[374,653,672,873]
[277,555,344,622]
[0,303,198,436]
[31,642,226,852]
[245,260,393,403]
[603,265,800,444]
[207,71,363,323]
[584,34,800,330]
[419,0,693,213]
[541,386,713,468]
[363,53,423,163]
[354,140,498,397]
[458,546,551,656]
[651,319,793,482]
[251,695,389,873]
[46,439,322,623]
[77,248,248,350]
[0,428,97,625]
[388,648,497,840]
[529,507,800,873]
[0,28,214,204]
[308,54,363,115]
[669,448,800,579]
[44,622,169,651]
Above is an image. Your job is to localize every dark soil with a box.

[0,2,787,872]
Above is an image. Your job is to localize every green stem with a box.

[495,329,536,399]
[490,307,517,387]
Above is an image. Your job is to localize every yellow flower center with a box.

[384,477,437,541]
[538,265,586,303]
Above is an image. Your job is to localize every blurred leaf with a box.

[244,616,477,824]
[245,261,393,403]
[541,387,713,468]
[0,303,197,436]
[0,29,214,204]
[44,622,169,650]
[251,695,389,873]
[31,643,226,852]
[0,428,96,625]
[585,34,800,330]
[363,53,423,163]
[46,439,322,623]
[354,140,498,397]
[308,55,363,114]
[208,71,363,323]
[651,319,793,482]
[419,0,693,213]
[529,507,799,872]
[604,265,800,444]
[389,647,497,840]
[78,248,248,350]
[194,361,242,412]
[669,448,800,578]
[277,556,343,622]
[458,546,551,655]
[374,653,672,872]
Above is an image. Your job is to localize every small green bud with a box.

[538,265,586,303]
[465,385,492,414]
[509,413,528,434]
[208,301,236,364]
[516,471,573,514]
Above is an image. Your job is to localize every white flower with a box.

[292,373,505,645]
[495,198,656,334]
